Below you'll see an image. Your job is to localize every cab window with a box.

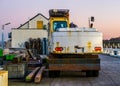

[53,21,67,31]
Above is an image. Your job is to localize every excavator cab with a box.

[49,9,69,32]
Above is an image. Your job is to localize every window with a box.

[37,21,43,29]
[53,21,67,31]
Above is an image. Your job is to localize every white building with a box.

[11,13,49,48]
[17,13,49,29]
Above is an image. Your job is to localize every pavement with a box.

[9,54,120,86]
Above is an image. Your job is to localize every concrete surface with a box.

[9,54,120,86]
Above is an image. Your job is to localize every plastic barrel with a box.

[0,58,3,65]
[0,49,3,57]
[114,51,118,55]
[6,54,15,61]
[42,38,48,55]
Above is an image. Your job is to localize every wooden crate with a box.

[0,71,8,86]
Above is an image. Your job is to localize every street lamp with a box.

[1,22,11,49]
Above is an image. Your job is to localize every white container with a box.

[51,28,103,54]
[12,29,48,48]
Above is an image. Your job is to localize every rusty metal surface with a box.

[49,64,100,71]
[49,53,99,58]
[48,58,100,64]
[9,54,120,86]
[48,54,100,71]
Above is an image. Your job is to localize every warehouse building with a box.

[5,13,49,50]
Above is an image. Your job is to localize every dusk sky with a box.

[1,0,120,40]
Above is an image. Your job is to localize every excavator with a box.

[47,9,103,77]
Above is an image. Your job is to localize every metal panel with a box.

[51,30,103,54]
[12,29,48,48]
[48,54,100,71]
[4,63,26,78]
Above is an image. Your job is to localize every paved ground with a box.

[9,54,120,86]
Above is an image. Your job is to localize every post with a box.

[88,18,91,28]
[2,25,4,49]
[1,23,11,49]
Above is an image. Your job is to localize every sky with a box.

[0,0,120,40]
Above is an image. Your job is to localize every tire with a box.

[49,71,55,78]
[93,70,99,77]
[55,71,60,77]
[86,70,99,77]
[49,71,60,78]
